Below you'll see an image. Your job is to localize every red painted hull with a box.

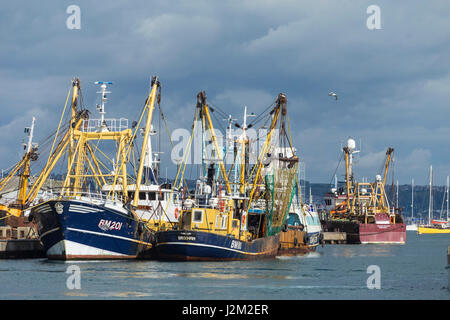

[359,223,406,244]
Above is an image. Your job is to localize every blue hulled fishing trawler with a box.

[155,92,299,260]
[29,77,167,259]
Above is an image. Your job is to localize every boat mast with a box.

[343,139,359,214]
[239,107,248,195]
[132,76,160,207]
[68,78,80,181]
[225,115,238,195]
[411,178,414,220]
[396,180,399,208]
[247,96,282,205]
[95,81,112,131]
[17,117,37,205]
[197,91,232,195]
[236,106,254,195]
[428,165,433,224]
[309,187,312,204]
[447,175,449,221]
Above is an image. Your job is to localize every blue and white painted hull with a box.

[305,231,322,251]
[30,199,154,260]
[155,230,280,261]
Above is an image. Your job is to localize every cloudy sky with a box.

[1,0,449,186]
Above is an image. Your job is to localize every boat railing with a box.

[81,118,129,132]
[32,187,126,207]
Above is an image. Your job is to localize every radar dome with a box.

[347,138,356,151]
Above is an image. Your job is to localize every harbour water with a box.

[0,234,448,300]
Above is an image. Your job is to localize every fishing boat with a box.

[324,139,406,244]
[280,179,323,254]
[28,77,165,259]
[0,117,43,243]
[155,92,299,260]
[101,86,181,231]
[418,167,450,234]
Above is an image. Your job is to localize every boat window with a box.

[232,220,238,229]
[128,192,134,200]
[215,215,221,229]
[221,216,228,229]
[139,192,147,200]
[287,213,300,226]
[214,215,227,229]
[306,215,320,226]
[193,210,203,223]
[148,192,156,201]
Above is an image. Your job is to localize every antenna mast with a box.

[94,81,113,132]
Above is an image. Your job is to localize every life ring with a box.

[174,208,179,219]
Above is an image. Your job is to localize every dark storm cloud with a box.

[1,0,449,185]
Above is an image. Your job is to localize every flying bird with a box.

[328,92,338,100]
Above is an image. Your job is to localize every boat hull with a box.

[325,220,360,243]
[359,222,406,244]
[31,199,154,260]
[325,219,406,244]
[155,230,280,261]
[417,226,450,234]
[278,228,322,255]
[406,224,418,232]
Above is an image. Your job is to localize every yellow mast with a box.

[239,138,246,194]
[26,115,86,203]
[17,154,31,205]
[68,78,80,193]
[0,117,37,216]
[247,101,281,206]
[0,157,26,194]
[1,78,136,216]
[382,147,394,187]
[132,77,160,207]
[197,91,232,195]
[17,117,37,205]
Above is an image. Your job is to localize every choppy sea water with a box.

[0,233,449,299]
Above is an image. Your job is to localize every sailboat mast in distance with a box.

[411,178,414,219]
[396,180,399,208]
[429,165,433,225]
[447,175,449,221]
